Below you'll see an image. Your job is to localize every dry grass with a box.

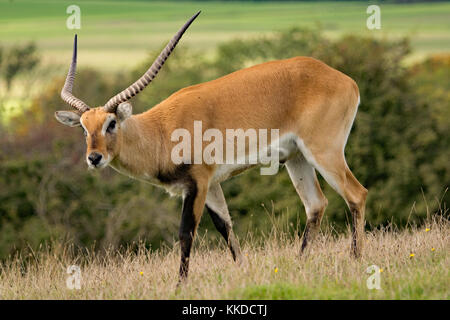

[0,216,448,300]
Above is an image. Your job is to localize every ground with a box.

[0,218,447,299]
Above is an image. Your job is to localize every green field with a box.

[1,0,449,70]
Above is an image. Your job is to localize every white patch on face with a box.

[79,117,88,136]
[101,114,117,136]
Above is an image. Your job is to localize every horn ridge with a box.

[103,11,201,112]
[60,34,90,114]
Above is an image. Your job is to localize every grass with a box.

[0,216,448,299]
[1,1,449,70]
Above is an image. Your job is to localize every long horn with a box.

[61,35,90,113]
[103,11,201,113]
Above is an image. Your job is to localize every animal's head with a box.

[55,12,201,169]
[55,104,132,169]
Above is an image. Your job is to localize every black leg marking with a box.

[300,224,310,253]
[157,164,191,184]
[178,181,197,280]
[206,205,239,261]
[300,212,320,255]
[206,205,229,240]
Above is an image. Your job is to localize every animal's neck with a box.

[112,113,165,179]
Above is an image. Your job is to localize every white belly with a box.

[211,132,299,183]
[109,132,301,194]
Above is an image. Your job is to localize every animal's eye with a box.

[107,120,116,133]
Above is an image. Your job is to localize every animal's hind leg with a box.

[205,183,243,263]
[306,153,367,258]
[285,153,328,255]
[342,163,368,258]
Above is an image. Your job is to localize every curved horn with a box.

[61,35,90,113]
[103,11,201,113]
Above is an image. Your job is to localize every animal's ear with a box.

[116,102,132,123]
[54,111,81,127]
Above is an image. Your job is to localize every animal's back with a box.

[149,56,358,136]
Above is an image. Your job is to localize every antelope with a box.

[55,11,368,282]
